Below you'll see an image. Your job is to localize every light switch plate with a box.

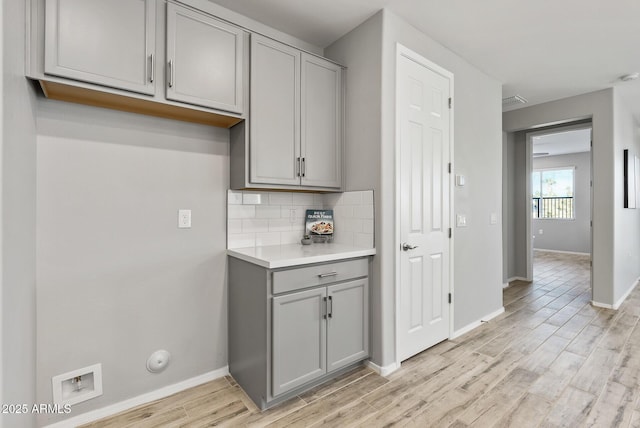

[456,214,467,227]
[456,175,465,186]
[490,213,498,224]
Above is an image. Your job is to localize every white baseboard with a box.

[507,276,530,283]
[593,277,640,310]
[503,282,509,289]
[451,307,505,339]
[365,360,400,377]
[534,248,590,256]
[44,366,229,428]
[591,300,613,309]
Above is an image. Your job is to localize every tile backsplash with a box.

[227,190,374,249]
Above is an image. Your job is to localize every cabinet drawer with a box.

[272,258,367,294]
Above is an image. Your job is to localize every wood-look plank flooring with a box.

[82,250,640,427]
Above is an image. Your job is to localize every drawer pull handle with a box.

[318,272,338,278]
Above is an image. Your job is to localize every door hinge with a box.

[590,260,593,267]
[448,293,452,304]
[448,228,452,238]
[590,220,593,227]
[448,97,452,109]
[448,163,452,173]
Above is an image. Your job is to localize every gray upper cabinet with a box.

[272,287,326,396]
[44,0,157,95]
[166,3,244,114]
[245,34,343,190]
[301,54,343,189]
[250,35,301,186]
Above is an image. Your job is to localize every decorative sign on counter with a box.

[305,210,334,236]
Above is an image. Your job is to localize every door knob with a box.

[401,243,418,251]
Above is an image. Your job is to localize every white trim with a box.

[365,360,400,377]
[534,249,590,256]
[394,43,455,368]
[451,307,505,339]
[591,300,613,310]
[507,276,530,283]
[613,279,639,309]
[503,282,509,289]
[43,367,229,428]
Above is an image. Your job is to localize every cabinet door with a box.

[272,287,326,396]
[45,0,156,95]
[300,54,343,189]
[166,3,244,114]
[250,35,301,186]
[327,279,369,372]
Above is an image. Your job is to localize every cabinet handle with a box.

[318,272,338,278]
[323,297,328,320]
[168,60,174,88]
[328,296,333,318]
[296,157,301,177]
[301,157,306,177]
[148,54,155,83]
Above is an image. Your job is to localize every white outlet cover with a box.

[178,209,191,228]
[456,175,465,186]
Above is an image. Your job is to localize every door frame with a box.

[524,122,593,286]
[394,43,454,367]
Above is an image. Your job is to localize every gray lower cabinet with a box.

[228,256,370,409]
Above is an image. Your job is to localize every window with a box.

[532,167,575,219]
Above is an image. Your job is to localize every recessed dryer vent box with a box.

[52,363,103,406]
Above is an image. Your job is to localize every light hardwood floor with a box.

[82,250,640,427]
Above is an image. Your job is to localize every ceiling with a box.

[209,0,640,119]
[532,128,592,157]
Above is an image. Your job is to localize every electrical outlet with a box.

[178,209,191,228]
[539,229,543,235]
[289,209,297,223]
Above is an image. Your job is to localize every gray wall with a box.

[532,152,591,254]
[504,89,614,305]
[327,9,504,367]
[2,0,39,427]
[35,100,230,425]
[324,13,385,364]
[612,89,640,304]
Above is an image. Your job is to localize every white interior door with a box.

[397,46,451,362]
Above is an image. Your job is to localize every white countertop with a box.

[227,243,376,269]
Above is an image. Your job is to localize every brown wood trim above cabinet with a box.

[39,80,243,128]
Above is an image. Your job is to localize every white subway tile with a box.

[333,231,353,246]
[256,232,281,247]
[323,193,342,207]
[228,233,255,249]
[333,205,354,219]
[362,190,374,204]
[228,219,242,234]
[354,233,374,248]
[269,192,293,205]
[293,193,314,205]
[227,190,243,205]
[243,192,268,205]
[345,218,364,233]
[354,204,374,219]
[242,219,269,233]
[281,231,302,245]
[228,205,256,219]
[363,219,375,234]
[256,206,282,219]
[269,218,292,232]
[291,221,305,231]
[313,193,326,206]
[342,191,363,205]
